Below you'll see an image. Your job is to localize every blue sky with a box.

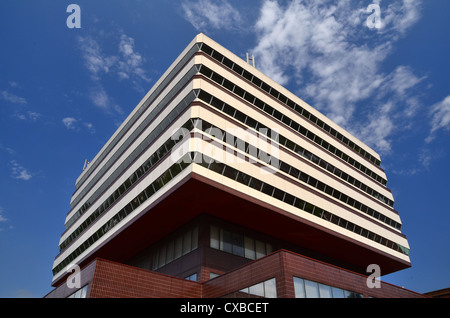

[0,0,448,297]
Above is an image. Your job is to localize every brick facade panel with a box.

[89,259,202,298]
[46,251,424,298]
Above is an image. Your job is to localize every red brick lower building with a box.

[45,250,423,298]
[45,214,423,299]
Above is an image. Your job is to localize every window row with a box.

[53,150,408,278]
[53,155,193,276]
[196,68,387,187]
[190,152,410,257]
[196,120,400,230]
[67,285,88,298]
[74,43,199,194]
[239,278,277,298]
[210,225,273,260]
[196,89,393,207]
[199,43,382,168]
[59,115,196,252]
[152,226,199,270]
[293,276,363,298]
[68,68,199,223]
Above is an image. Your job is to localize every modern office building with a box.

[45,33,424,298]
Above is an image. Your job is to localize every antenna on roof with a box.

[246,53,255,68]
[83,159,90,171]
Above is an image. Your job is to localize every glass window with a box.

[243,70,253,81]
[261,183,275,196]
[211,72,223,85]
[252,77,262,87]
[255,240,266,258]
[331,287,345,298]
[200,65,213,78]
[174,236,183,259]
[223,57,233,68]
[249,282,264,297]
[232,232,244,257]
[223,78,235,91]
[201,43,213,55]
[239,287,249,294]
[222,104,236,117]
[166,240,174,263]
[248,177,263,191]
[240,279,277,298]
[68,285,88,298]
[232,64,244,75]
[272,188,285,201]
[182,231,192,255]
[261,82,271,93]
[210,226,219,249]
[244,236,256,260]
[233,85,245,98]
[185,273,198,281]
[264,278,277,298]
[294,276,364,298]
[345,291,363,298]
[293,277,306,298]
[221,229,233,253]
[284,193,295,206]
[319,283,332,298]
[158,245,166,267]
[304,279,319,298]
[192,227,198,250]
[209,272,220,279]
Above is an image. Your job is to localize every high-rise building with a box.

[45,34,424,298]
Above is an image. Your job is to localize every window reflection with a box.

[239,278,277,298]
[210,225,272,261]
[293,276,363,298]
[67,285,88,298]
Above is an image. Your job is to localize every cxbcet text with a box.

[224,302,269,313]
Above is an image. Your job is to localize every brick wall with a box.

[46,251,425,298]
[89,259,202,298]
[201,250,424,298]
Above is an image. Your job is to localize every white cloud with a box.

[182,0,242,31]
[426,95,450,143]
[62,117,96,134]
[118,34,150,82]
[0,145,15,155]
[14,111,41,121]
[354,102,395,154]
[89,87,109,109]
[10,160,32,181]
[251,0,424,154]
[89,85,123,114]
[78,33,150,85]
[77,36,117,81]
[382,0,422,37]
[62,117,77,130]
[83,122,96,134]
[0,90,27,104]
[0,206,9,232]
[0,207,7,223]
[77,33,149,112]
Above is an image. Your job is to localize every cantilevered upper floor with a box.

[51,34,410,287]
